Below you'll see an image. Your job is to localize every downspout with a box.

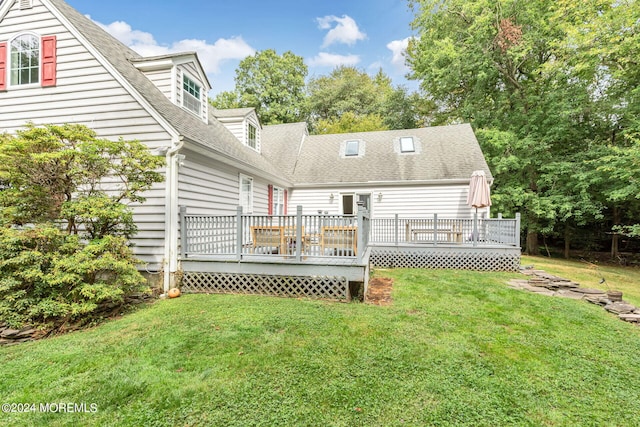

[163,136,184,293]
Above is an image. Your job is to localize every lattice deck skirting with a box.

[182,272,349,300]
[370,247,520,271]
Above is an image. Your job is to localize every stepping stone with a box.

[605,302,636,314]
[555,290,586,300]
[585,296,610,306]
[570,288,607,295]
[553,281,580,289]
[619,313,640,323]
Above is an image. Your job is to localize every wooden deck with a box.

[178,208,521,299]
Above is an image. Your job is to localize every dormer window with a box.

[345,140,359,156]
[248,123,257,149]
[182,74,201,115]
[400,137,415,153]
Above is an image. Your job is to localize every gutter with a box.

[163,136,184,293]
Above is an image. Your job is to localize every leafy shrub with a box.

[0,124,164,330]
[0,226,148,329]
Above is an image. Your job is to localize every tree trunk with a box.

[564,226,571,259]
[526,230,539,255]
[611,206,620,259]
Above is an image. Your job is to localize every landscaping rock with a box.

[584,296,611,306]
[555,290,586,300]
[0,328,20,338]
[512,266,638,328]
[619,313,640,323]
[604,302,636,315]
[570,288,607,295]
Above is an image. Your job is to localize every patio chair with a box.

[251,226,284,254]
[320,226,357,256]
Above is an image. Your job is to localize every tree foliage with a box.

[211,49,308,125]
[306,66,425,133]
[0,123,164,329]
[407,0,640,256]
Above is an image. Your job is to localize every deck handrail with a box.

[179,207,520,261]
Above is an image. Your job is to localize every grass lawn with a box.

[2,267,640,426]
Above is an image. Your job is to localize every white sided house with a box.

[0,0,519,296]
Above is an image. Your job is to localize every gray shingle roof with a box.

[290,124,492,185]
[211,108,256,119]
[261,122,308,181]
[48,0,287,183]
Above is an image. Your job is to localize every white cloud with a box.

[91,17,255,74]
[316,15,366,48]
[307,52,361,68]
[386,37,412,69]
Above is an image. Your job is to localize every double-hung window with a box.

[247,123,257,149]
[182,74,201,115]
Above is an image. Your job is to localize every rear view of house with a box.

[0,0,519,296]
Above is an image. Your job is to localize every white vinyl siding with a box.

[140,68,172,100]
[288,184,486,219]
[178,151,270,216]
[0,1,171,269]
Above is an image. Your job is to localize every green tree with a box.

[0,123,164,238]
[315,112,389,135]
[211,49,308,125]
[406,0,626,255]
[307,66,423,132]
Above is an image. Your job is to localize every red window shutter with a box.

[267,185,273,215]
[284,190,288,215]
[0,42,7,91]
[41,35,57,87]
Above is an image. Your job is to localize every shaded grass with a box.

[522,255,640,306]
[1,268,640,426]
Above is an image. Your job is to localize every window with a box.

[345,140,359,156]
[247,123,257,149]
[273,187,285,215]
[10,34,39,86]
[239,175,253,213]
[400,137,415,153]
[182,74,201,115]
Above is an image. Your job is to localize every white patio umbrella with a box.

[467,170,492,245]
[467,170,492,210]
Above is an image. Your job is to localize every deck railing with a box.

[370,213,521,247]
[180,205,371,263]
[180,207,520,263]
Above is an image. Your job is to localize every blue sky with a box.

[64,0,418,96]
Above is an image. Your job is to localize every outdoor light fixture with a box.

[329,193,334,201]
[377,192,383,201]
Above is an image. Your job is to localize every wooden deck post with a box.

[296,205,303,262]
[179,206,187,258]
[236,206,243,261]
